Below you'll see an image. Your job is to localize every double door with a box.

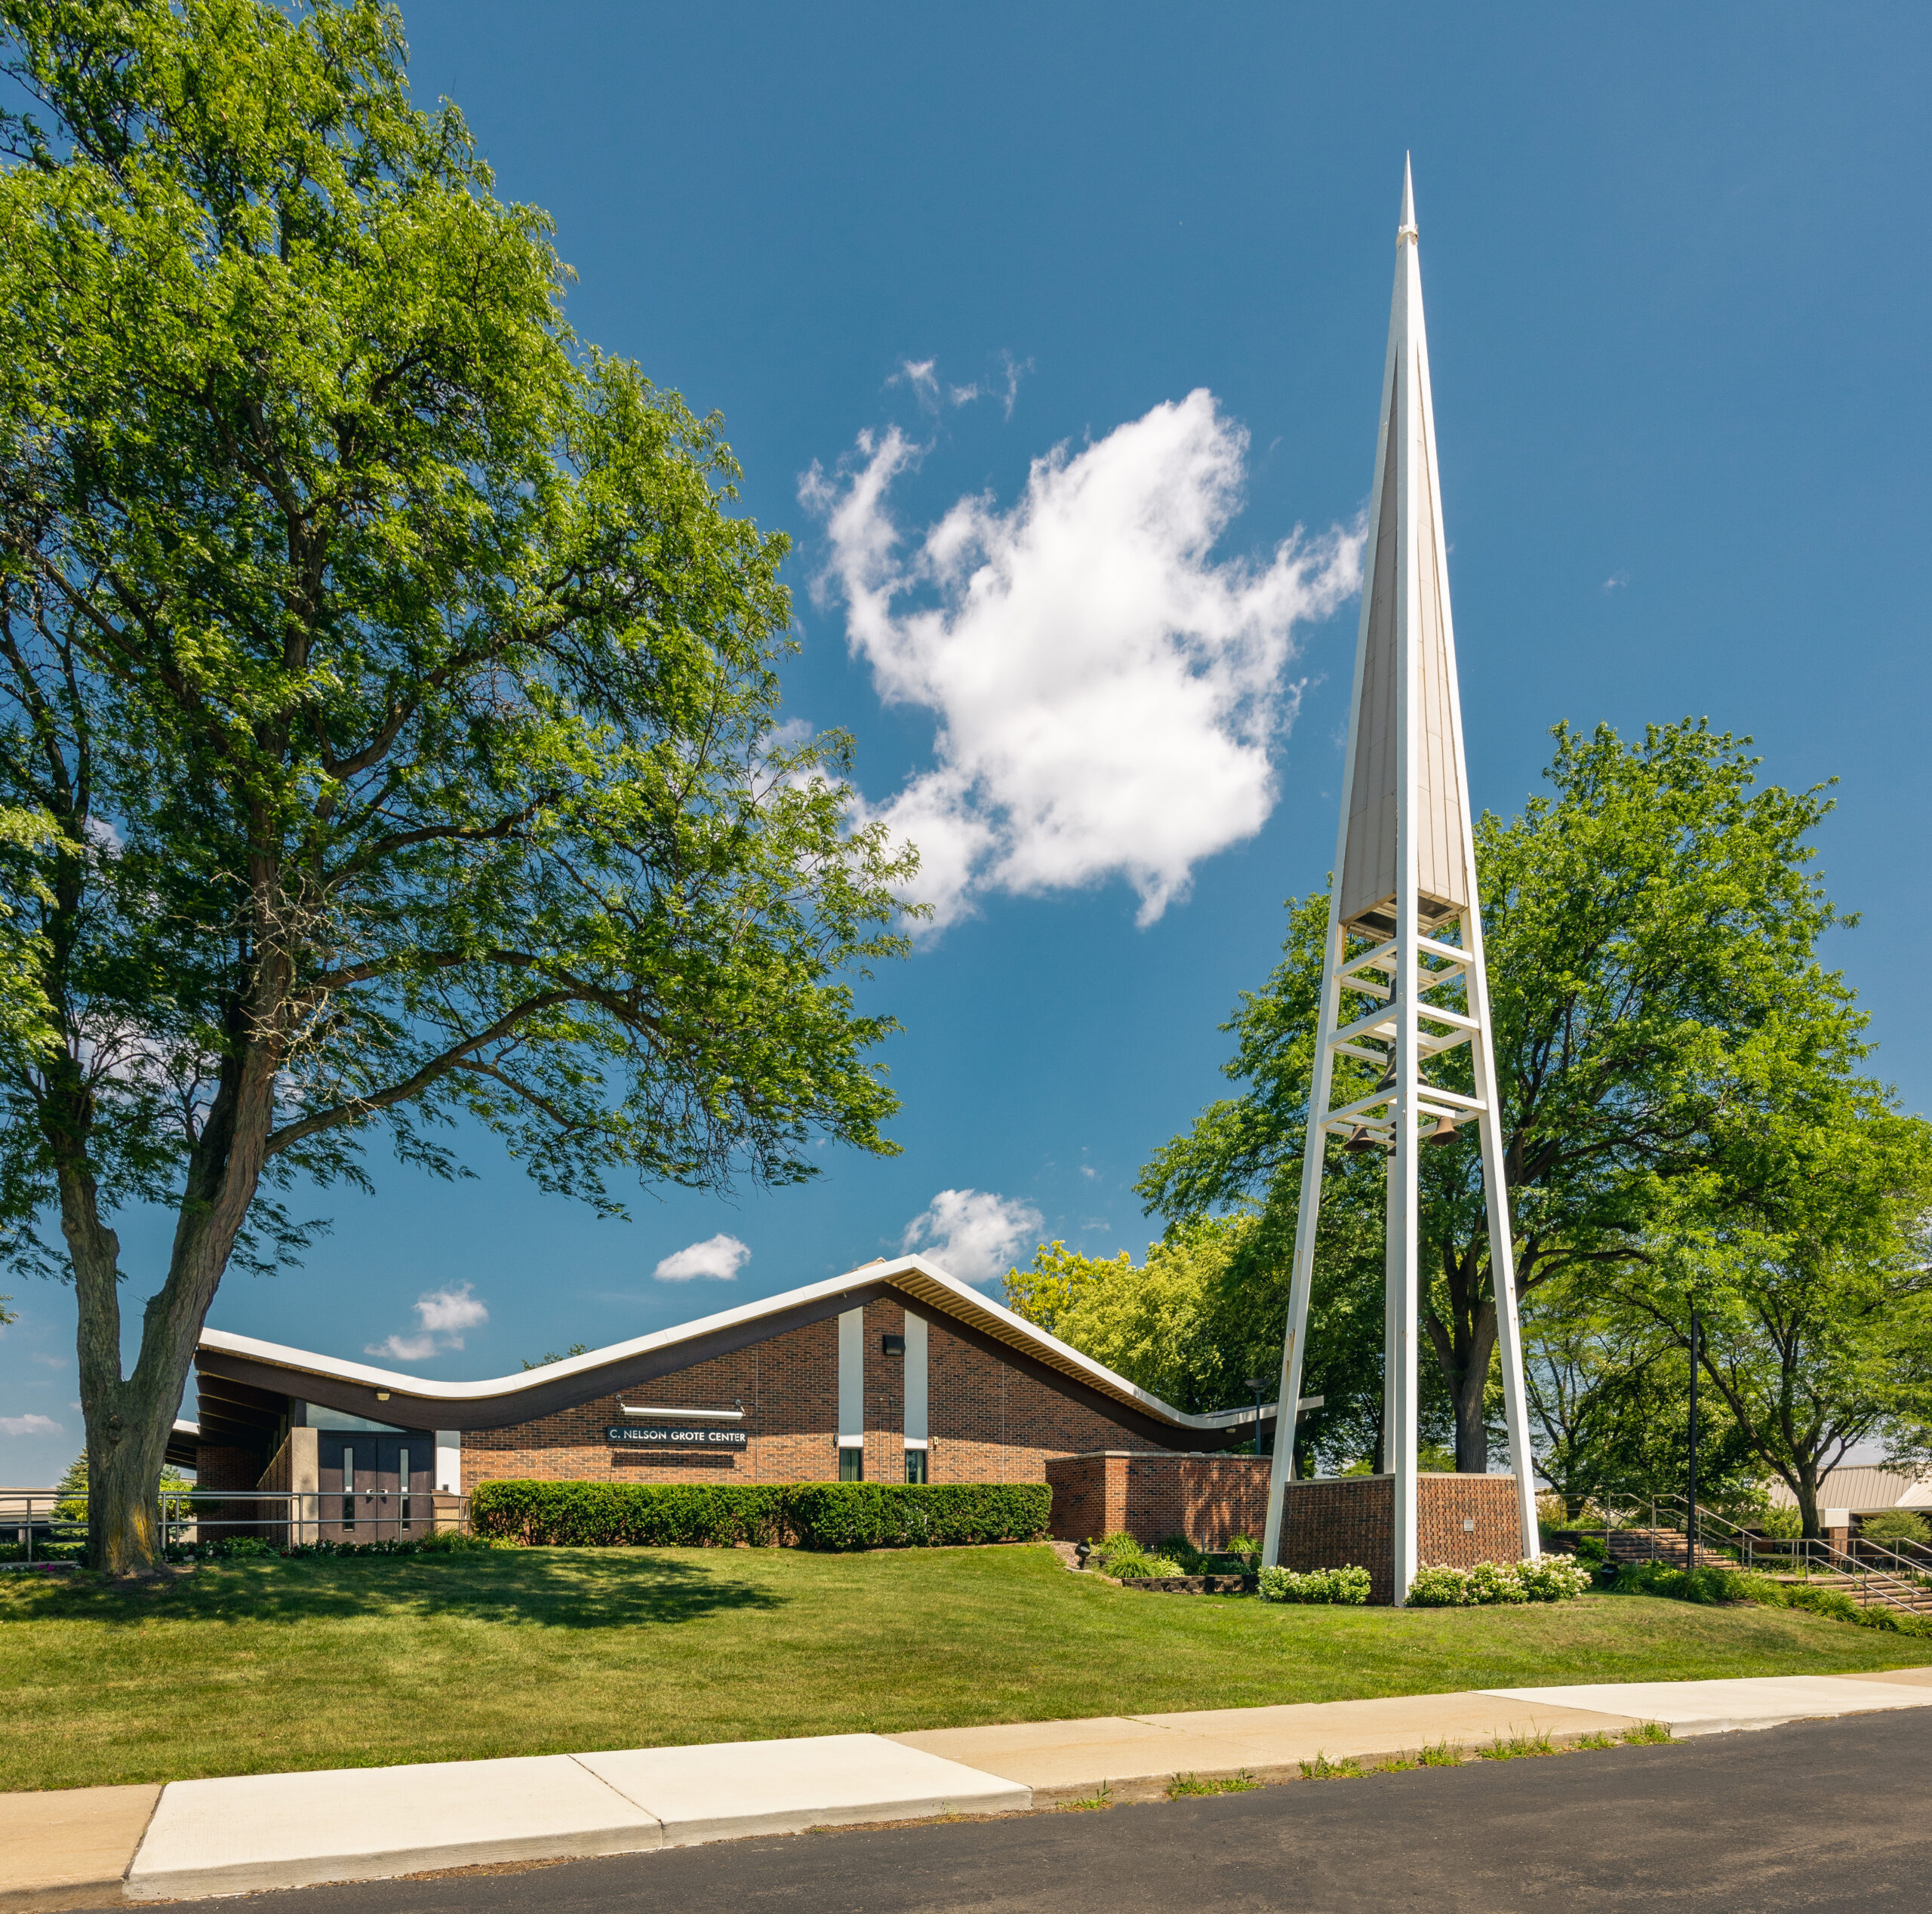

[318,1433,429,1540]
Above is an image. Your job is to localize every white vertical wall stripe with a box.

[837,1306,865,1444]
[435,1430,460,1494]
[903,1312,928,1442]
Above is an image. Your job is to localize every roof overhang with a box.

[194,1254,1273,1449]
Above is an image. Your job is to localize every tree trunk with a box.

[1454,1368,1489,1473]
[1796,1458,1821,1542]
[82,1379,171,1575]
[1424,1235,1500,1474]
[62,1033,281,1575]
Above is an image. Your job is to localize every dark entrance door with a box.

[318,1432,429,1540]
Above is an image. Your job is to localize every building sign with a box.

[606,1425,748,1450]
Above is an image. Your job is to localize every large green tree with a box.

[1002,1201,1425,1475]
[1611,1097,1932,1537]
[0,0,914,1574]
[1141,720,1875,1473]
[1522,1284,1762,1516]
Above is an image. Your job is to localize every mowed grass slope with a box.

[2,1544,1920,1792]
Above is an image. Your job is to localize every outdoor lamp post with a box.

[1686,1309,1700,1571]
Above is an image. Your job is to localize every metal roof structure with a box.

[186,1253,1275,1454]
[1764,1467,1932,1515]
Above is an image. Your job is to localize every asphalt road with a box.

[100,1709,1932,1914]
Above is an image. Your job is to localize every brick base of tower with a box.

[1278,1472,1524,1605]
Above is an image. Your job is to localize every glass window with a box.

[904,1449,927,1485]
[838,1447,863,1483]
[342,1445,355,1528]
[398,1447,411,1531]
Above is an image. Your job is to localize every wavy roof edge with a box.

[196,1253,1273,1434]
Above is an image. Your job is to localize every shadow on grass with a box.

[0,1549,786,1631]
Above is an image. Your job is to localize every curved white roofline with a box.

[198,1253,1275,1433]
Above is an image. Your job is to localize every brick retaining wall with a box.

[1279,1472,1524,1603]
[1045,1452,1273,1547]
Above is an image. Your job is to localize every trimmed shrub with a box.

[469,1482,793,1548]
[784,1484,1050,1551]
[1258,1564,1371,1605]
[1517,1555,1595,1601]
[1468,1560,1530,1605]
[1405,1564,1477,1607]
[1407,1558,1590,1607]
[467,1479,1050,1551]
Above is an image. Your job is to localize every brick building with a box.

[174,1254,1280,1544]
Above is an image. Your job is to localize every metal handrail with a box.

[4,1487,469,1562]
[1543,1488,1930,1613]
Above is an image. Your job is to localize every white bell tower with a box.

[1260,160,1538,1601]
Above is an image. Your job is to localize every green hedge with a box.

[469,1482,792,1547]
[467,1479,1051,1551]
[1617,1559,1931,1634]
[786,1484,1051,1551]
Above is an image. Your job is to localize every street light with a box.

[1686,1309,1701,1571]
[1246,1377,1269,1458]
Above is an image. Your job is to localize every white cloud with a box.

[365,1332,441,1362]
[900,1189,1044,1286]
[654,1234,752,1282]
[0,1412,59,1436]
[365,1282,488,1362]
[31,1352,63,1368]
[998,351,1032,420]
[802,390,1360,931]
[888,358,983,414]
[414,1285,489,1334]
[1079,1164,1099,1181]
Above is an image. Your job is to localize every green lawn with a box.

[2,1544,1922,1792]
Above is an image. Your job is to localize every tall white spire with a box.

[1261,163,1538,1600]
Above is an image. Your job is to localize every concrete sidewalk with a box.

[5,1670,1930,1908]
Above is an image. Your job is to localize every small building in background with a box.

[1764,1466,1932,1543]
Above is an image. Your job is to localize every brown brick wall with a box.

[192,1443,278,1541]
[1280,1472,1526,1604]
[1280,1475,1395,1597]
[1418,1471,1523,1570]
[1045,1453,1272,1548]
[460,1302,1183,1494]
[193,1445,262,1492]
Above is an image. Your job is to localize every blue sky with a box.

[5,5,1930,1482]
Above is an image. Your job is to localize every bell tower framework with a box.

[1260,160,1538,1600]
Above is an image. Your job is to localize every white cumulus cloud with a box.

[0,1411,59,1436]
[900,1189,1044,1287]
[654,1234,752,1282]
[365,1282,488,1362]
[801,389,1360,931]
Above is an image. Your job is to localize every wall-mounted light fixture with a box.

[620,1405,743,1420]
[881,1334,906,1356]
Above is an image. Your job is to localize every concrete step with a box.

[1598,1528,1737,1571]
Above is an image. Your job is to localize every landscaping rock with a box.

[1118,1573,1258,1596]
